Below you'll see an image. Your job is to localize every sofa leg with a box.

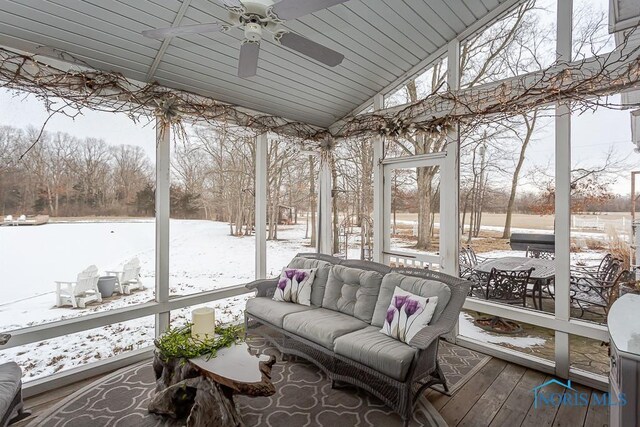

[435,361,449,393]
[331,379,336,389]
[9,407,31,425]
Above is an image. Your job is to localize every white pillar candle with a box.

[191,307,215,340]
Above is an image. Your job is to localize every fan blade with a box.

[278,32,344,67]
[142,23,223,40]
[270,0,350,21]
[238,42,260,78]
[215,0,244,10]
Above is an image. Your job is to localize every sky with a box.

[524,99,638,196]
[0,88,157,161]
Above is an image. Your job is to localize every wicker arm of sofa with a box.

[408,325,452,350]
[395,267,471,351]
[245,278,279,298]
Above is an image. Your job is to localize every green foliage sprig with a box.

[154,323,244,361]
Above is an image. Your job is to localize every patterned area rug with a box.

[26,338,490,427]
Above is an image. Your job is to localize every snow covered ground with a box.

[0,219,311,380]
[458,312,547,348]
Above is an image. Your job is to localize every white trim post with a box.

[255,133,268,279]
[318,139,333,255]
[555,0,573,379]
[155,117,170,337]
[372,94,385,263]
[443,39,461,342]
[441,39,461,277]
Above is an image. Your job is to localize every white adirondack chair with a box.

[55,265,102,308]
[106,258,143,295]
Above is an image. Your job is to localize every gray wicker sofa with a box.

[244,253,470,424]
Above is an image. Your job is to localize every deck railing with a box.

[383,251,440,270]
[1,284,252,397]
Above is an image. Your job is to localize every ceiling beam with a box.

[145,0,193,82]
[330,46,640,137]
[340,0,529,120]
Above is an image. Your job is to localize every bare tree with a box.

[502,110,539,238]
[528,147,631,215]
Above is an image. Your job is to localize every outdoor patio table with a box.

[472,256,555,310]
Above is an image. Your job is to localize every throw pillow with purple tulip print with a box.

[380,286,439,344]
[272,268,316,306]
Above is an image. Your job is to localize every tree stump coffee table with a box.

[148,342,276,427]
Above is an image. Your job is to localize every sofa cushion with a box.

[288,257,333,306]
[0,362,21,421]
[246,297,317,328]
[371,272,452,328]
[282,308,368,350]
[322,265,383,323]
[334,326,417,381]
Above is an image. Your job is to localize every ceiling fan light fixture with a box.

[244,22,263,42]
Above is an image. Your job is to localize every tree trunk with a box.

[416,167,435,250]
[331,155,339,255]
[309,156,316,247]
[502,111,538,239]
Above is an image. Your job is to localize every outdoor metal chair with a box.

[484,267,534,307]
[459,246,475,278]
[465,246,488,266]
[526,245,555,260]
[459,246,486,298]
[572,253,615,279]
[570,258,628,317]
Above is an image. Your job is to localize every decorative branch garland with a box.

[0,47,328,143]
[1,40,639,149]
[335,44,640,139]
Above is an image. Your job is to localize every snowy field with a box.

[0,219,311,380]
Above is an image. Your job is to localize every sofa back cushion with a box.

[371,272,452,328]
[287,257,332,306]
[322,265,383,323]
[339,259,392,275]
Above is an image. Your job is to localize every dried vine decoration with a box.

[2,39,640,147]
[378,118,415,138]
[154,97,182,126]
[376,116,454,139]
[335,43,640,139]
[0,47,328,145]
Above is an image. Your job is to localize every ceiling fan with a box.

[142,0,349,78]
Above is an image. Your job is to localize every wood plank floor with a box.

[426,358,609,427]
[15,356,608,427]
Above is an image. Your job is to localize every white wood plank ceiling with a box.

[610,0,640,32]
[0,0,512,127]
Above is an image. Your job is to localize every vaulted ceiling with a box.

[0,0,516,127]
